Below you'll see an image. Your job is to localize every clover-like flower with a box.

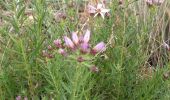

[51,29,106,72]
[55,29,106,56]
[87,3,110,19]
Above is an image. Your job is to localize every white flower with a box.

[87,3,110,19]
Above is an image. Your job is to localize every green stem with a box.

[71,63,81,100]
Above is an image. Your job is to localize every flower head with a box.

[87,3,110,19]
[51,29,106,73]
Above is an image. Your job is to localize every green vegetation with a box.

[0,0,170,99]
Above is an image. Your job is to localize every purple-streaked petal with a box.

[64,36,74,48]
[53,39,62,48]
[83,29,91,43]
[72,32,79,45]
[91,42,106,55]
[80,42,89,53]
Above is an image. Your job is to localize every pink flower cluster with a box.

[53,30,106,57]
[146,0,164,6]
[52,30,106,72]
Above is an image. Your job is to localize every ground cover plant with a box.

[0,0,170,99]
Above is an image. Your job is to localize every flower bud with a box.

[53,39,62,48]
[118,0,123,5]
[58,48,67,56]
[90,66,99,73]
[79,34,84,43]
[83,29,91,43]
[16,96,21,100]
[47,54,54,58]
[42,50,48,57]
[24,97,28,100]
[77,56,85,62]
[64,36,75,49]
[91,42,106,55]
[80,42,89,53]
[47,45,53,50]
[72,31,79,45]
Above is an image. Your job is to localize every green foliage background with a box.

[0,0,170,99]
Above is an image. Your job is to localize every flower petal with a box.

[72,31,79,45]
[64,36,74,48]
[91,42,106,55]
[83,29,91,43]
